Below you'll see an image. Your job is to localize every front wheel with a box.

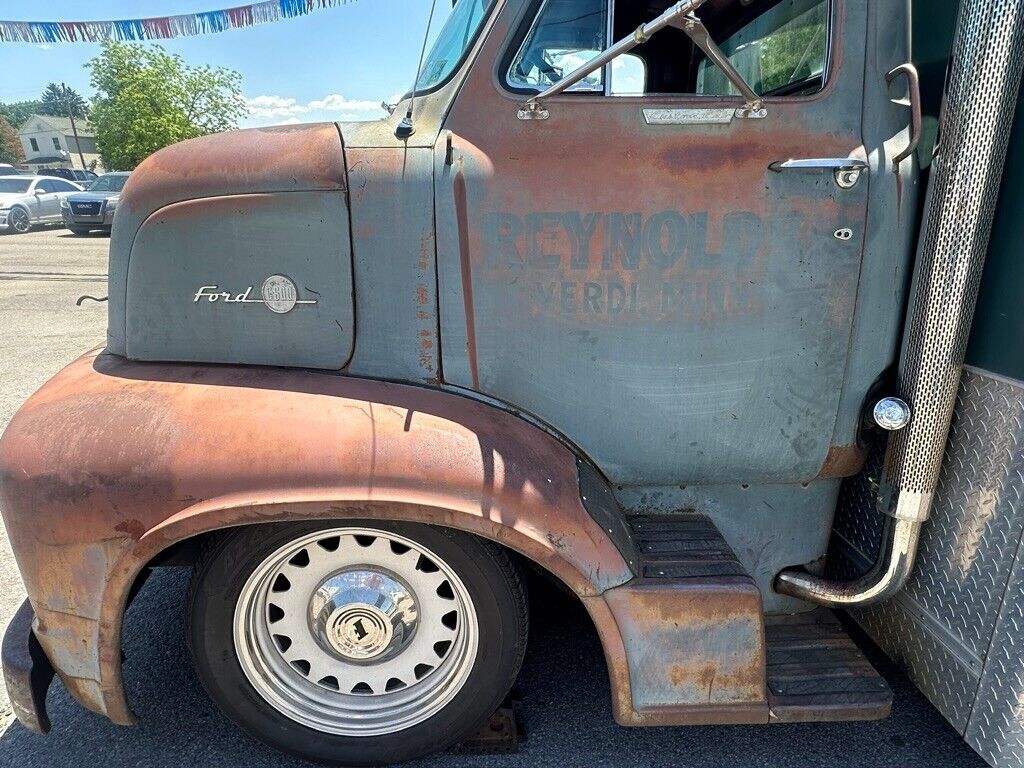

[7,207,31,234]
[187,521,528,766]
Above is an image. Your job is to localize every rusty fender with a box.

[0,350,637,725]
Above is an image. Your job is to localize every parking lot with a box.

[0,227,987,767]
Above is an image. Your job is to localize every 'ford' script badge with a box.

[193,275,317,314]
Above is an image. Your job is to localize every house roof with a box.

[24,155,70,164]
[19,114,95,138]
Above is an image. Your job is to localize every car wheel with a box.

[8,207,31,234]
[68,227,91,235]
[187,520,528,766]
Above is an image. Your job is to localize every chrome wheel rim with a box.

[234,527,479,736]
[10,209,29,233]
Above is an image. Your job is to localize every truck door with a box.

[436,0,881,486]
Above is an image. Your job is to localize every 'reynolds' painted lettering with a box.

[481,209,766,271]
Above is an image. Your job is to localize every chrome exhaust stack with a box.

[776,0,1024,608]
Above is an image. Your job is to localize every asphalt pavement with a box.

[0,227,988,767]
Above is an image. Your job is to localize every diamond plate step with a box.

[767,610,892,723]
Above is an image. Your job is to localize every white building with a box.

[17,114,102,172]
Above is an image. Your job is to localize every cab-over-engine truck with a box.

[3,0,1024,765]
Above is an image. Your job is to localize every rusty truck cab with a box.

[3,0,1022,765]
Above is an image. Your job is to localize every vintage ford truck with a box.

[2,0,1024,765]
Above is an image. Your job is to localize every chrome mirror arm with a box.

[672,13,763,114]
[519,0,764,120]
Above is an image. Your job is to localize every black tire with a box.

[187,520,528,766]
[7,206,31,234]
[68,226,92,235]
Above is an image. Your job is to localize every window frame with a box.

[504,0,610,95]
[694,0,835,99]
[52,137,61,151]
[499,0,836,102]
[29,138,39,152]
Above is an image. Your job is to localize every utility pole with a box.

[62,82,87,171]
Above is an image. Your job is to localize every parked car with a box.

[62,171,130,235]
[0,175,83,234]
[39,167,98,183]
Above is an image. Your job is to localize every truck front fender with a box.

[0,350,634,724]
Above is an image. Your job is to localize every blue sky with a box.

[0,0,445,127]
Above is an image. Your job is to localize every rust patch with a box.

[0,350,633,723]
[817,444,866,479]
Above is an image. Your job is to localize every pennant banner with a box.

[0,0,356,44]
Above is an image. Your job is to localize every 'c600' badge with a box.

[261,274,300,314]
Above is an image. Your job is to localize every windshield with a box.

[0,179,30,194]
[87,175,128,193]
[416,0,493,92]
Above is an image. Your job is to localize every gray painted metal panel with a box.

[616,480,840,614]
[835,367,1024,766]
[831,0,919,447]
[343,146,441,382]
[126,191,354,369]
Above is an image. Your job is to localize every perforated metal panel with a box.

[884,0,1024,498]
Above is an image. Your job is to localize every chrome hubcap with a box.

[10,209,28,232]
[309,569,416,662]
[234,528,478,736]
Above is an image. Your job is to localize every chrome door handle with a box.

[886,62,923,168]
[768,157,869,189]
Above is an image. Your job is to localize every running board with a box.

[766,610,892,723]
[591,515,891,727]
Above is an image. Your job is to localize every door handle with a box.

[886,62,923,168]
[768,157,869,189]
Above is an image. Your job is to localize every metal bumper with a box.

[2,599,54,734]
[62,211,112,228]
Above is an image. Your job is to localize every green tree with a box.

[0,117,24,165]
[40,83,88,119]
[0,101,42,130]
[87,41,246,170]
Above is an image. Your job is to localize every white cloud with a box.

[245,93,382,123]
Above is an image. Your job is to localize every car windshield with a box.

[416,0,493,92]
[0,179,30,194]
[87,175,128,193]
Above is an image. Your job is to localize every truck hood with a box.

[107,123,349,358]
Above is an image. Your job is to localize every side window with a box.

[697,0,829,97]
[51,179,76,192]
[508,0,608,92]
[507,0,830,98]
[37,180,56,193]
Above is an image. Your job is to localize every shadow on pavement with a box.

[0,568,987,767]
